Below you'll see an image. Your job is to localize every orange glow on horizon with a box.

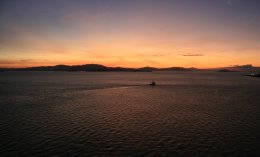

[1,1,260,69]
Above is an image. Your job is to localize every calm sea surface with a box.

[0,71,259,156]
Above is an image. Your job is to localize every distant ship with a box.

[245,73,260,77]
[149,81,156,86]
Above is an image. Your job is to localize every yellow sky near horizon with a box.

[1,0,260,68]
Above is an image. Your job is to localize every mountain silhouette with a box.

[0,64,197,72]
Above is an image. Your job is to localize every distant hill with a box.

[159,67,194,71]
[214,64,260,72]
[217,69,237,72]
[2,64,259,72]
[0,64,197,72]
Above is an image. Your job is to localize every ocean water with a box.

[0,71,259,156]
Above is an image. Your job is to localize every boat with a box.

[245,73,260,77]
[251,73,260,77]
[149,81,156,86]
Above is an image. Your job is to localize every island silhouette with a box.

[0,64,259,73]
[0,64,196,72]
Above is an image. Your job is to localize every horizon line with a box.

[0,63,258,70]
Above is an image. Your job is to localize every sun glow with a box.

[1,0,260,68]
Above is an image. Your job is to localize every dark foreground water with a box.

[0,71,260,156]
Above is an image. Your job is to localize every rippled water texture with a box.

[0,71,260,156]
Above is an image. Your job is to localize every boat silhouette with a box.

[245,73,260,77]
[149,81,156,86]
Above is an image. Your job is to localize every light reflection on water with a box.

[0,71,259,156]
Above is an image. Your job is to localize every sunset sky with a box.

[1,0,260,68]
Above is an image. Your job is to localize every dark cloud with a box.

[152,53,171,57]
[180,53,204,57]
[137,53,170,57]
[19,59,49,63]
[153,54,164,57]
[0,59,34,64]
[20,59,33,62]
[0,60,16,64]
